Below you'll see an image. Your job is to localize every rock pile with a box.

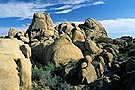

[26,13,55,43]
[0,13,135,90]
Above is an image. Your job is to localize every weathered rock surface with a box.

[0,39,32,90]
[55,22,85,42]
[2,12,135,90]
[27,13,55,42]
[8,28,18,38]
[32,34,84,66]
[79,18,108,39]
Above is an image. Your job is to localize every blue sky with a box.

[0,0,135,38]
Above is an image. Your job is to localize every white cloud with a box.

[0,3,43,19]
[55,5,72,10]
[54,0,105,14]
[58,0,89,4]
[0,2,56,19]
[55,9,72,14]
[72,21,84,25]
[92,1,105,5]
[54,21,84,26]
[100,18,135,38]
[0,0,105,19]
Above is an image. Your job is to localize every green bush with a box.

[32,63,75,90]
[95,37,113,44]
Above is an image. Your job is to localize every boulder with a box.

[31,38,54,64]
[63,57,97,85]
[85,37,102,54]
[78,57,97,84]
[100,50,114,65]
[72,26,85,42]
[0,39,32,90]
[16,58,32,90]
[52,34,84,66]
[32,34,84,66]
[8,28,18,38]
[0,55,20,90]
[20,44,31,58]
[56,22,86,43]
[16,31,29,43]
[27,13,55,42]
[92,56,105,77]
[55,22,74,36]
[79,18,108,39]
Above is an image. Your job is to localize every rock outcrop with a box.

[55,22,85,42]
[32,34,84,66]
[2,12,135,90]
[79,18,108,39]
[27,13,55,42]
[0,39,32,90]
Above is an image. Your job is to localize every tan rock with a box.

[72,26,85,42]
[79,58,97,84]
[80,18,108,39]
[0,55,19,90]
[20,44,31,58]
[8,28,18,38]
[32,34,84,66]
[27,13,55,41]
[17,58,32,90]
[52,34,84,66]
[85,38,101,54]
[0,39,32,90]
[56,22,74,35]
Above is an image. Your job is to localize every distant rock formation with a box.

[79,18,108,39]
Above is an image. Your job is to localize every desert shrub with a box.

[95,37,113,44]
[56,81,75,90]
[32,63,75,90]
[32,66,45,81]
[113,38,126,46]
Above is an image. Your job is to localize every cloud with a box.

[92,1,105,5]
[53,0,105,14]
[54,4,86,14]
[99,18,135,38]
[55,9,72,14]
[0,3,55,19]
[55,5,72,10]
[57,0,89,4]
[0,0,105,19]
[54,21,84,26]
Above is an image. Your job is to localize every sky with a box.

[0,0,135,38]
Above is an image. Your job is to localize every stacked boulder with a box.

[31,34,84,66]
[26,13,116,86]
[26,13,55,43]
[2,12,135,90]
[79,18,108,39]
[8,28,29,43]
[55,22,85,42]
